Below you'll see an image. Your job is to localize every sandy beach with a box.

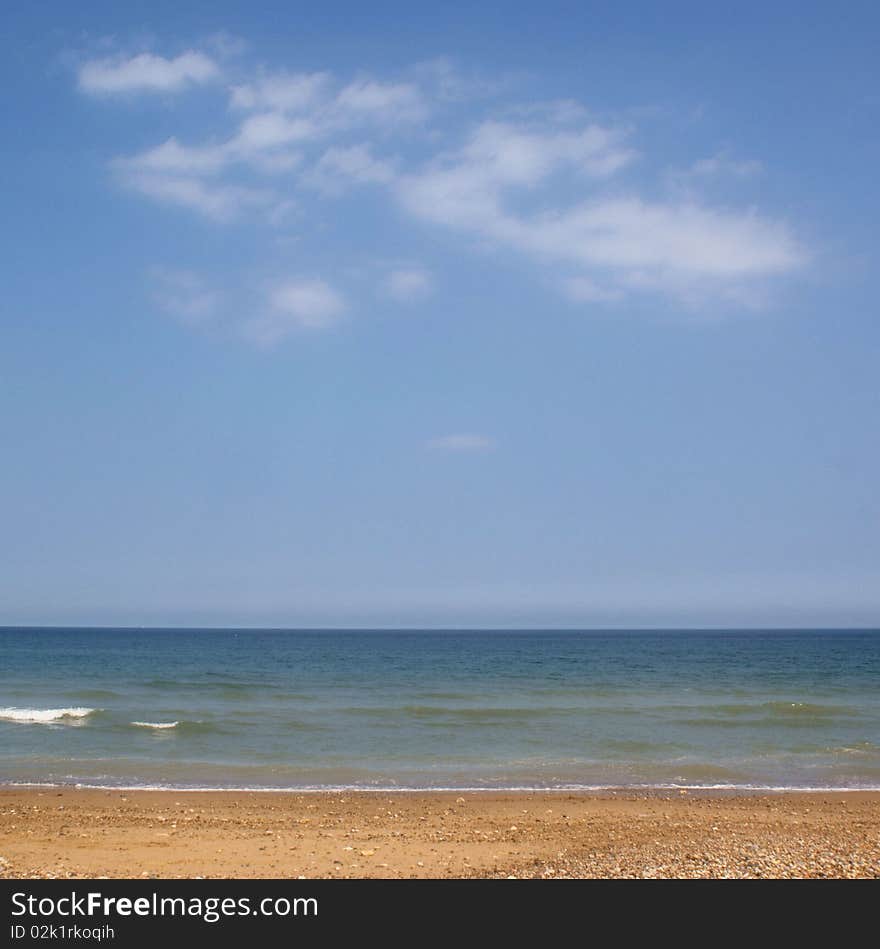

[0,788,877,879]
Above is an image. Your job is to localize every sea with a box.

[1,628,879,792]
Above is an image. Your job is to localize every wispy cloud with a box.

[384,267,433,302]
[151,268,221,325]
[410,57,509,103]
[305,144,396,194]
[120,172,274,221]
[78,51,220,95]
[687,152,763,179]
[527,198,800,277]
[398,124,801,303]
[243,279,347,346]
[398,120,635,233]
[334,78,427,123]
[78,43,808,343]
[665,151,765,201]
[230,71,332,111]
[427,434,494,452]
[228,72,427,131]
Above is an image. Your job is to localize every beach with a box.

[1,788,877,879]
[3,630,879,880]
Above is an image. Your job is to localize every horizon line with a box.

[2,624,879,633]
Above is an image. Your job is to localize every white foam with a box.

[0,707,96,724]
[130,721,179,730]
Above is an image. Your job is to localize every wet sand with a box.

[0,788,878,879]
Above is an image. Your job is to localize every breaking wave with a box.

[0,707,97,725]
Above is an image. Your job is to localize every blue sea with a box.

[1,628,879,791]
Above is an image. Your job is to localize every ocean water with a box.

[1,628,879,791]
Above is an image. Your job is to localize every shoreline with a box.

[1,787,877,879]
[5,782,880,794]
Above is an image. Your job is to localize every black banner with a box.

[1,878,875,945]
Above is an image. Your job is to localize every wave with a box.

[825,741,880,756]
[126,719,229,736]
[0,707,97,724]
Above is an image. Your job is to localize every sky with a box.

[1,2,879,627]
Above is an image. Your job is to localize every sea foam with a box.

[130,721,179,730]
[0,707,96,724]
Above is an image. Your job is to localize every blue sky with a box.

[2,2,878,627]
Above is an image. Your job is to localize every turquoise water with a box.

[1,628,879,790]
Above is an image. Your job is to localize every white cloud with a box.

[244,279,346,345]
[461,120,634,181]
[229,71,427,131]
[305,144,396,193]
[399,121,802,303]
[119,172,273,221]
[397,119,635,236]
[385,267,433,302]
[78,51,219,94]
[117,137,230,176]
[233,112,317,150]
[82,47,806,325]
[665,152,765,200]
[333,78,427,123]
[113,114,314,216]
[523,198,802,277]
[116,120,308,187]
[230,71,331,111]
[427,434,494,452]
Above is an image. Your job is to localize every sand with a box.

[0,788,878,879]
